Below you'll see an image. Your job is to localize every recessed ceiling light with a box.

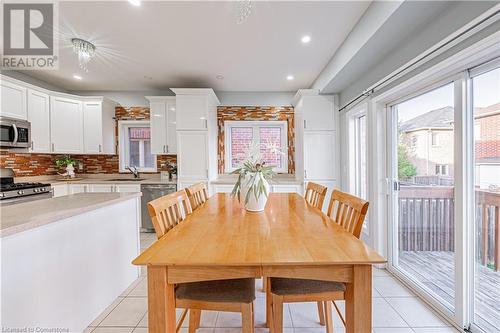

[301,35,311,44]
[286,75,294,81]
[128,0,141,6]
[216,74,224,80]
[73,75,82,80]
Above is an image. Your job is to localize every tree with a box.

[398,144,417,179]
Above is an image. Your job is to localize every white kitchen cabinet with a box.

[51,184,69,198]
[83,99,116,154]
[211,184,234,193]
[88,184,114,192]
[303,131,336,180]
[171,89,219,131]
[271,184,303,194]
[293,89,335,131]
[146,96,176,154]
[0,77,27,120]
[115,184,141,193]
[50,96,83,154]
[177,131,208,180]
[69,184,87,194]
[27,89,51,153]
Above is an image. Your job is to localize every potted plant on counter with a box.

[231,141,282,212]
[55,155,79,179]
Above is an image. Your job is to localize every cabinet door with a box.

[177,131,208,179]
[272,185,303,194]
[50,97,83,153]
[83,102,103,154]
[51,184,68,198]
[212,184,234,193]
[166,101,177,153]
[304,131,336,180]
[1,79,27,120]
[27,89,51,153]
[69,184,87,194]
[176,96,208,130]
[303,96,335,130]
[150,101,167,154]
[115,184,141,193]
[89,184,114,192]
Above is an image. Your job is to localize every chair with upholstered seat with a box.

[266,189,369,333]
[148,190,256,333]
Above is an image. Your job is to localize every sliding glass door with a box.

[470,65,500,333]
[390,81,458,312]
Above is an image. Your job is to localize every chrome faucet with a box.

[126,166,140,178]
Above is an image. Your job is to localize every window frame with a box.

[118,120,157,173]
[224,120,288,173]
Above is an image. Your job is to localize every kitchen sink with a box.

[106,178,144,181]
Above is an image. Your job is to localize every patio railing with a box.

[398,186,500,271]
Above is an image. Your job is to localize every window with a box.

[224,120,288,173]
[118,121,156,172]
[431,131,440,146]
[435,164,449,175]
[354,115,367,199]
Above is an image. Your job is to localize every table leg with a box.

[345,265,372,333]
[147,265,176,333]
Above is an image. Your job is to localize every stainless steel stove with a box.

[0,168,52,205]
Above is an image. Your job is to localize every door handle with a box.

[12,124,18,145]
[393,180,400,191]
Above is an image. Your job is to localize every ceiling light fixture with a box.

[301,35,311,44]
[72,38,96,72]
[128,0,141,6]
[73,75,82,80]
[236,0,252,24]
[286,75,294,81]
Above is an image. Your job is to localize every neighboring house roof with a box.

[475,102,500,118]
[400,106,454,132]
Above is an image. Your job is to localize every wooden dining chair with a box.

[304,182,328,210]
[266,189,369,333]
[147,190,256,333]
[185,182,209,211]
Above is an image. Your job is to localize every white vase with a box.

[66,164,75,178]
[240,173,270,212]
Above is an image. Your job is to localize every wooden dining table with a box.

[133,193,386,333]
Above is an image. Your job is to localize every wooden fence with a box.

[398,186,500,270]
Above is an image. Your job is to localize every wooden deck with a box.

[399,251,500,331]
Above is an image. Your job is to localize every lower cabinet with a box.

[52,183,142,197]
[89,184,114,192]
[271,184,303,194]
[51,184,69,198]
[210,184,234,194]
[115,185,141,193]
[69,184,88,194]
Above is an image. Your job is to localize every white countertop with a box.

[0,192,142,238]
[15,174,177,186]
[211,174,303,185]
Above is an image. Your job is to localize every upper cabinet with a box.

[171,89,219,131]
[146,96,176,154]
[293,89,336,131]
[50,96,84,154]
[83,99,116,154]
[27,89,51,153]
[1,78,27,120]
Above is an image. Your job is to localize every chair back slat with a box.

[327,189,369,238]
[147,190,193,239]
[185,182,209,211]
[304,182,328,210]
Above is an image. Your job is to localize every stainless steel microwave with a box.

[0,117,31,148]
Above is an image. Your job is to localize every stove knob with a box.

[0,193,4,198]
[34,188,39,192]
[41,188,45,192]
[18,190,24,195]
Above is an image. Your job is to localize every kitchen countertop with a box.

[0,192,142,238]
[15,174,177,186]
[211,174,303,185]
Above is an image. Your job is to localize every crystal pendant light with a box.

[71,38,96,72]
[236,0,252,24]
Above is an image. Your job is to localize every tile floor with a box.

[84,233,460,333]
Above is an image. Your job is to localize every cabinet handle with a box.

[51,143,55,151]
[166,145,169,153]
[205,119,208,129]
[98,144,102,153]
[163,145,166,153]
[206,169,209,178]
[304,169,307,179]
[31,141,34,150]
[304,119,307,129]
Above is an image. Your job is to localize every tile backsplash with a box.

[0,106,177,177]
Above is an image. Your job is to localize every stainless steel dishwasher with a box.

[141,183,177,232]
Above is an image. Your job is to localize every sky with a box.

[397,67,500,122]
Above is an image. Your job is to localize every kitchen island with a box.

[0,193,141,332]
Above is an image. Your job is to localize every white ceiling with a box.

[17,1,371,92]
